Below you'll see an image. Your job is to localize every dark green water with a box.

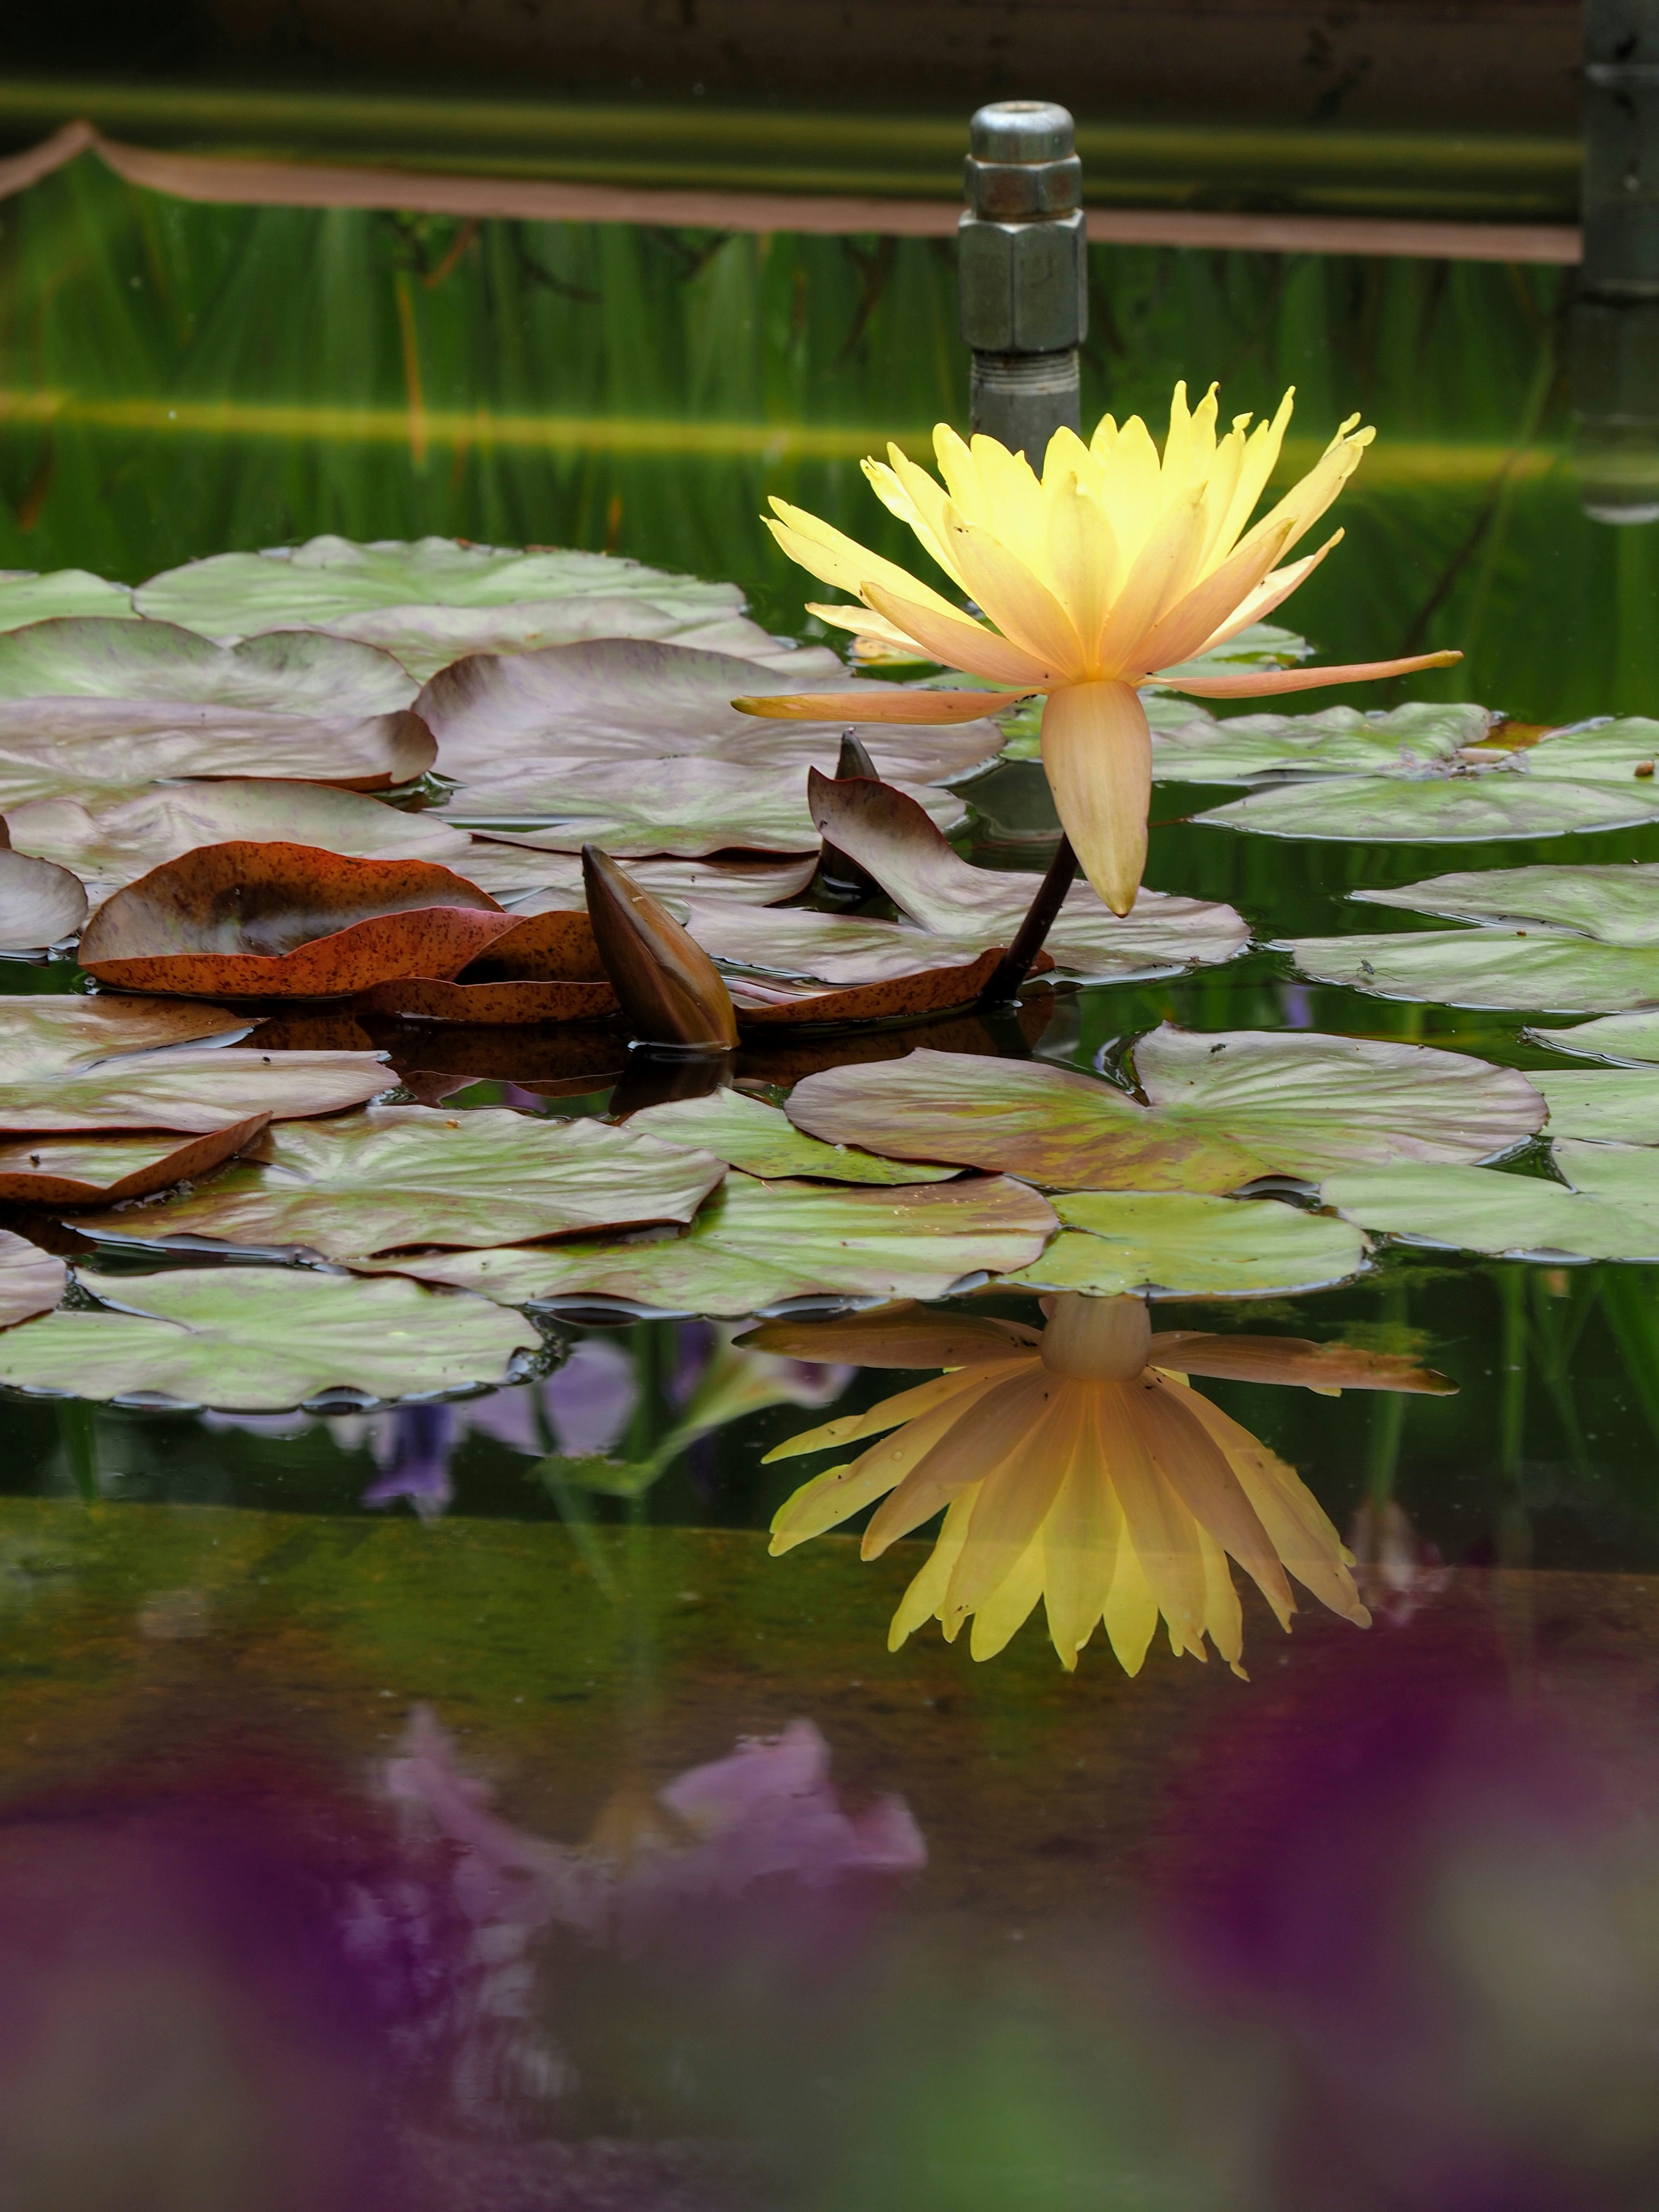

[3,167,1659,2212]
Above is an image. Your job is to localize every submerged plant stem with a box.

[976,835,1077,1008]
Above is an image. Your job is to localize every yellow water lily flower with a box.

[749,1296,1453,1675]
[736,385,1461,913]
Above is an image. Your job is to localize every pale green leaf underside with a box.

[1322,1141,1659,1262]
[998,1189,1368,1297]
[1285,931,1659,1014]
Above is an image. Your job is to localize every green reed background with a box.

[1,151,1655,722]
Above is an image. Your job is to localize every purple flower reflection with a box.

[360,1404,455,1521]
[461,1338,639,1459]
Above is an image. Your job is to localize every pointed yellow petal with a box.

[1239,413,1372,560]
[969,1535,1048,1660]
[864,449,968,589]
[1100,1378,1210,1651]
[765,505,964,622]
[734,684,1033,723]
[888,1489,976,1648]
[862,1368,1058,1556]
[861,580,1059,686]
[1130,517,1296,678]
[1131,1375,1294,1624]
[1044,476,1118,669]
[967,435,1050,570]
[1181,534,1339,660]
[1039,679,1150,916]
[1194,1520,1247,1675]
[801,602,930,653]
[943,515,1086,674]
[1093,413,1164,566]
[1160,649,1461,699]
[1211,387,1295,556]
[1096,486,1207,673]
[1102,1506,1160,1675]
[932,423,990,524]
[1041,1400,1116,1665]
[764,1364,1015,1465]
[943,1387,1074,1617]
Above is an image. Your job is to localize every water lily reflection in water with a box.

[757,1294,1453,1672]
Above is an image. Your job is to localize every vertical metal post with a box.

[959,100,1087,458]
[1572,0,1659,521]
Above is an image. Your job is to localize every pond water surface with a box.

[3,169,1659,2212]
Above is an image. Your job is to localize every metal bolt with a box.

[960,100,1087,457]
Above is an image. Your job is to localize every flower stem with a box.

[976,834,1077,1008]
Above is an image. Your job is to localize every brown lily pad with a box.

[0,1047,391,1134]
[728,946,1050,1027]
[77,842,519,999]
[0,1229,66,1328]
[0,995,248,1077]
[0,1115,270,1205]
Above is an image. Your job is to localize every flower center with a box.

[1039,1293,1152,1381]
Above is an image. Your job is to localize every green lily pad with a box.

[0,1265,540,1409]
[0,571,137,630]
[0,847,87,952]
[996,625,1312,758]
[1198,766,1659,842]
[0,1119,269,1205]
[0,616,414,715]
[75,1105,726,1259]
[1354,863,1659,946]
[6,778,478,897]
[785,1027,1545,1193]
[374,1171,1060,1316]
[0,996,247,1079]
[998,1189,1368,1297]
[682,903,1008,988]
[1534,1066,1659,1143]
[134,536,836,685]
[1511,718,1659,785]
[419,639,1001,796]
[625,1089,960,1184]
[804,772,1247,981]
[1284,932,1659,1014]
[455,761,964,857]
[1525,1011,1659,1065]
[0,1047,390,1133]
[0,1230,67,1328]
[1322,1141,1659,1262]
[1152,701,1491,785]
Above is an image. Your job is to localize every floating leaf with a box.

[353,977,620,1025]
[683,901,1001,986]
[0,1230,67,1328]
[0,571,136,630]
[1533,1066,1659,1143]
[0,846,87,951]
[0,1047,389,1134]
[785,1027,1544,1192]
[0,995,247,1079]
[6,777,478,897]
[1197,765,1659,842]
[458,760,963,858]
[75,1105,727,1259]
[0,1265,540,1409]
[0,615,414,715]
[1322,1141,1659,1262]
[625,1089,960,1184]
[1354,863,1659,945]
[79,842,518,999]
[1525,1011,1659,1065]
[502,852,817,912]
[419,638,1001,795]
[805,772,1247,980]
[1284,934,1659,1014]
[1509,718,1659,785]
[1150,701,1491,784]
[0,1116,269,1205]
[998,1190,1369,1297]
[728,947,1036,1027]
[461,907,607,982]
[374,1170,1059,1316]
[135,537,836,683]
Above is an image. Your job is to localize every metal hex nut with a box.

[958,209,1088,353]
[964,153,1082,221]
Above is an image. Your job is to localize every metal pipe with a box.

[959,100,1087,456]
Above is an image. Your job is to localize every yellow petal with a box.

[1241,413,1372,560]
[1044,475,1118,668]
[932,423,991,525]
[1039,679,1151,916]
[1096,485,1207,673]
[764,1363,1017,1465]
[1131,1375,1294,1624]
[1100,1377,1210,1652]
[967,435,1050,572]
[864,448,968,589]
[1102,1508,1160,1675]
[734,683,1033,723]
[1041,1398,1117,1667]
[888,1489,977,1648]
[1182,534,1339,660]
[1195,1520,1247,1675]
[1160,648,1461,700]
[969,1535,1048,1660]
[803,601,931,653]
[1210,388,1295,558]
[943,1386,1074,1617]
[861,581,1060,686]
[943,514,1086,674]
[1091,412,1164,566]
[862,1367,1058,1556]
[1129,517,1296,678]
[765,505,963,623]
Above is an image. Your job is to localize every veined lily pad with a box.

[1534,1066,1659,1143]
[134,536,834,684]
[0,846,87,951]
[503,853,817,912]
[785,1027,1545,1192]
[0,1116,269,1205]
[686,901,1006,987]
[1198,762,1659,842]
[458,760,963,858]
[1150,701,1493,785]
[625,1089,960,1184]
[0,1230,67,1328]
[1526,1011,1659,1065]
[1322,1141,1659,1262]
[0,995,247,1078]
[0,699,433,803]
[1508,717,1659,785]
[0,1047,390,1133]
[5,778,478,898]
[0,1265,540,1410]
[1354,863,1659,945]
[998,1189,1369,1297]
[804,773,1247,980]
[729,947,1032,1027]
[0,572,136,630]
[74,1105,726,1259]
[1285,932,1659,1014]
[373,1170,1060,1316]
[78,843,517,999]
[0,616,414,715]
[418,639,1002,793]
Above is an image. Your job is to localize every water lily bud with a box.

[581,845,739,1050]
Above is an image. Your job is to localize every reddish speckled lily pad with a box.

[0,1115,270,1205]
